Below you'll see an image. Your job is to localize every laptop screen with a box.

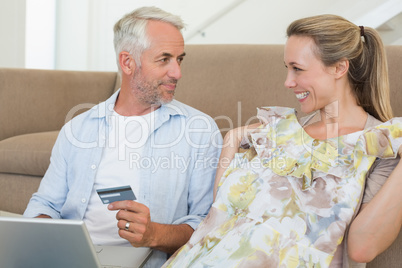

[0,216,151,268]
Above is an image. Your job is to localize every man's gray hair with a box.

[113,6,185,72]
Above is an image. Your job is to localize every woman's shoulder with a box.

[365,113,383,129]
[365,113,402,129]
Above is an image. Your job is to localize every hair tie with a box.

[359,26,365,36]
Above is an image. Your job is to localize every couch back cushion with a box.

[0,69,118,141]
[385,46,402,117]
[175,45,296,135]
[1,45,401,141]
[176,45,402,136]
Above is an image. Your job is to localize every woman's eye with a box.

[284,64,302,71]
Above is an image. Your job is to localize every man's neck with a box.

[114,88,161,116]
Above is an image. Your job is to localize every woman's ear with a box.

[118,52,136,75]
[334,59,349,79]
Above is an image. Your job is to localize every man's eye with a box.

[177,57,184,64]
[293,67,302,71]
[160,58,169,63]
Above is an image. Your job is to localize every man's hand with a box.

[36,214,52,218]
[108,200,193,254]
[108,200,155,248]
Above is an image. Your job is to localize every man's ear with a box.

[334,59,349,79]
[119,52,135,75]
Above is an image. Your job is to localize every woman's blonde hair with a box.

[287,14,392,121]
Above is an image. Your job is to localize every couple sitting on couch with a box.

[24,6,402,268]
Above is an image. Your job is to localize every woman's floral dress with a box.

[164,107,402,268]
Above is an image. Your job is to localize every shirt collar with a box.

[88,88,188,124]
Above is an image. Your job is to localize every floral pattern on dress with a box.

[164,107,402,268]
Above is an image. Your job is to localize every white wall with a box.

[54,0,90,70]
[0,0,26,68]
[54,0,402,71]
[25,0,56,69]
[0,0,401,70]
[181,0,401,44]
[55,0,161,71]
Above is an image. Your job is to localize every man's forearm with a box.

[149,223,193,254]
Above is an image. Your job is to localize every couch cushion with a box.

[0,131,59,176]
[0,69,117,142]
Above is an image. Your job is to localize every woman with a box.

[163,15,402,267]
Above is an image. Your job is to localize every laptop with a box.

[0,216,152,268]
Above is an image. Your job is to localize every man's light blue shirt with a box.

[24,90,223,267]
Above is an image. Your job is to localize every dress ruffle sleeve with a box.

[238,108,402,190]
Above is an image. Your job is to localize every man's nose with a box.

[167,61,182,80]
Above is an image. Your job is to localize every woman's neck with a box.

[305,102,368,140]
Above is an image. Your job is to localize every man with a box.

[24,6,222,267]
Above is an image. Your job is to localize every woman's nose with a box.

[284,72,296,89]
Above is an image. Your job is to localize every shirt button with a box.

[91,164,96,170]
[81,198,86,203]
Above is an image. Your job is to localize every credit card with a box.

[96,185,136,204]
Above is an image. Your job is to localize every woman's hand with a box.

[213,123,261,199]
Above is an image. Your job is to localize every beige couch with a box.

[1,45,401,267]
